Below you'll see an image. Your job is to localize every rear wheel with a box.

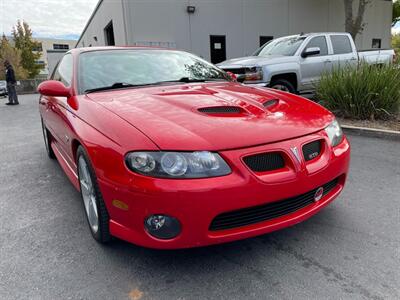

[77,146,111,243]
[270,79,296,94]
[41,119,55,159]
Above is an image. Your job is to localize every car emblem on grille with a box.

[290,146,301,163]
[308,151,319,160]
[314,187,324,202]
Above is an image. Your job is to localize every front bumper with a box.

[99,131,350,249]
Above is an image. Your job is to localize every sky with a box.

[0,0,98,40]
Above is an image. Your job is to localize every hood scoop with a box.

[197,106,246,116]
[263,99,279,109]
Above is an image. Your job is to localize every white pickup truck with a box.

[218,32,395,94]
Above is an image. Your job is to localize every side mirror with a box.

[37,80,71,97]
[301,47,321,58]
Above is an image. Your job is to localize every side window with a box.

[331,35,352,54]
[305,36,328,56]
[52,54,73,86]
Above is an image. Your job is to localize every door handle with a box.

[324,60,332,63]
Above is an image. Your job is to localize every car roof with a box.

[69,46,173,55]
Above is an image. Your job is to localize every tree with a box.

[343,0,371,40]
[392,33,400,57]
[0,35,28,80]
[393,0,400,27]
[12,20,43,78]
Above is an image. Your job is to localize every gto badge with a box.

[314,187,324,202]
[290,146,301,163]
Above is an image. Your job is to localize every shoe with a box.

[5,102,12,105]
[14,102,19,105]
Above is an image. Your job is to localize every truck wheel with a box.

[77,146,111,244]
[270,79,296,94]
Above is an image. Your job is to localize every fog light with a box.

[145,215,181,240]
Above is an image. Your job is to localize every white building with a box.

[76,0,392,64]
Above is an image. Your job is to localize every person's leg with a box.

[12,85,19,104]
[6,84,13,104]
[9,85,18,104]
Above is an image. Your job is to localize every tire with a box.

[41,119,56,159]
[270,79,296,94]
[77,146,111,243]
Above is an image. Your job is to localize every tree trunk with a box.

[344,0,370,41]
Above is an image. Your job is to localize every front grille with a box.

[303,140,322,162]
[222,68,246,75]
[209,178,339,231]
[198,106,242,114]
[243,152,285,172]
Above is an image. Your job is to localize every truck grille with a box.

[243,152,285,172]
[209,178,339,231]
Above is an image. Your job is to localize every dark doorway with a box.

[210,35,226,64]
[104,21,115,46]
[260,36,273,47]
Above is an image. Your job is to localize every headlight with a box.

[125,151,231,178]
[238,67,263,82]
[325,119,344,147]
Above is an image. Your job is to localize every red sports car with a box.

[38,47,350,249]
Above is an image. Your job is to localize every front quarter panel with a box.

[60,95,159,188]
[262,61,301,87]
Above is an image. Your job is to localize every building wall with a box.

[77,0,126,48]
[77,0,392,61]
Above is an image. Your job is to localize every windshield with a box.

[0,81,6,87]
[253,36,306,57]
[78,49,229,93]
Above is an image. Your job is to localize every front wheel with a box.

[77,146,111,243]
[270,79,296,94]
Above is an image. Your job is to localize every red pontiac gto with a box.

[38,47,350,249]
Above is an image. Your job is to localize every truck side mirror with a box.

[302,47,321,58]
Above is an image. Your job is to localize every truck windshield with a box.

[78,49,229,94]
[254,36,306,57]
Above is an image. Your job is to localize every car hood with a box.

[218,55,298,68]
[87,82,333,151]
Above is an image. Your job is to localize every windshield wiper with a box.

[156,77,226,84]
[85,82,150,94]
[85,78,226,93]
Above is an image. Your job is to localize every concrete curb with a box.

[342,125,400,141]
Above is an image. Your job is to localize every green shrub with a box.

[315,63,400,120]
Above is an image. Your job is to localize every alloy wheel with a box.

[78,156,99,233]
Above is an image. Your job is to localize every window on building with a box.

[304,36,328,56]
[104,21,115,46]
[52,54,73,86]
[260,36,273,47]
[331,35,352,54]
[35,60,45,65]
[372,39,382,49]
[53,44,69,50]
[33,43,43,52]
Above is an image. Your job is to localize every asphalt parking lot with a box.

[0,94,399,300]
